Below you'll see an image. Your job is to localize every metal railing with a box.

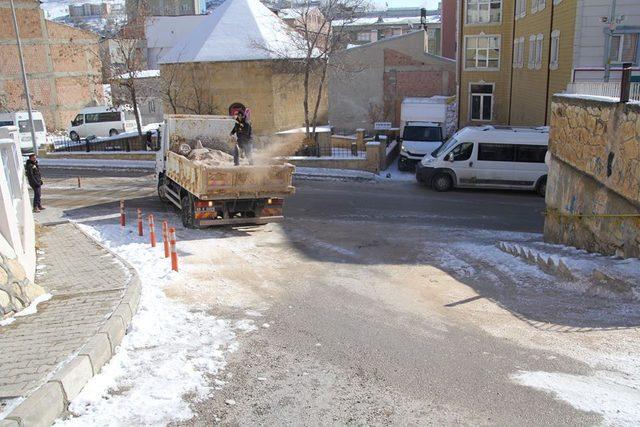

[49,132,160,152]
[565,82,640,102]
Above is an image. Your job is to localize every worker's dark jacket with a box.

[25,159,43,189]
[231,120,252,145]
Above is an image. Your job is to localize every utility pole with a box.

[9,0,38,155]
[603,0,617,83]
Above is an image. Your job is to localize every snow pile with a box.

[57,224,237,426]
[0,294,53,327]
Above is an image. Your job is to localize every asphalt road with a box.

[39,168,627,426]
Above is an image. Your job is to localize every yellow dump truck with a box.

[156,115,295,228]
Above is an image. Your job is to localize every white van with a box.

[416,125,549,196]
[0,111,47,154]
[68,106,138,141]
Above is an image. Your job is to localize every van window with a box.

[451,142,474,161]
[515,145,547,163]
[403,126,443,142]
[73,114,84,125]
[18,120,45,133]
[432,137,458,157]
[98,112,122,122]
[0,121,13,127]
[478,143,515,161]
[85,113,100,123]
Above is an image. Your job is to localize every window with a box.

[148,99,156,113]
[531,0,544,13]
[515,145,547,163]
[515,0,526,19]
[97,112,121,122]
[402,126,443,142]
[18,120,44,133]
[357,32,371,42]
[85,113,100,123]
[528,35,535,68]
[470,84,493,121]
[535,34,544,69]
[609,34,639,63]
[550,30,560,69]
[0,121,14,127]
[73,114,84,125]
[466,0,501,24]
[451,142,474,161]
[465,35,501,69]
[513,37,525,68]
[478,143,515,161]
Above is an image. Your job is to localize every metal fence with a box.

[565,82,640,102]
[49,132,160,152]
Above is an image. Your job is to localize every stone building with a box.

[159,0,327,135]
[0,0,104,130]
[456,0,640,128]
[545,94,640,258]
[328,30,456,133]
[126,0,206,20]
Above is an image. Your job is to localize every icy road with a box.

[41,167,640,426]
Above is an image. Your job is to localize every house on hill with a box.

[158,0,328,135]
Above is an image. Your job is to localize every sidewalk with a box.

[0,222,140,426]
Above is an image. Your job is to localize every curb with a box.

[3,222,141,427]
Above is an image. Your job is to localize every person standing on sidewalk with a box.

[25,154,45,213]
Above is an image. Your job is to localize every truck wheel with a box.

[398,157,411,172]
[157,176,169,203]
[181,195,195,228]
[536,176,547,197]
[432,173,453,192]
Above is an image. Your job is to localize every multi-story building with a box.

[457,0,640,127]
[126,0,206,20]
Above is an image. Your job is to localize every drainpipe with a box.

[456,0,462,129]
[603,0,617,82]
[507,0,517,125]
[543,0,556,125]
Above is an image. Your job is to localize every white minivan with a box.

[416,125,549,196]
[68,106,138,141]
[0,111,47,154]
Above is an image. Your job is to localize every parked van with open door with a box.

[68,106,138,141]
[416,125,549,196]
[0,111,47,154]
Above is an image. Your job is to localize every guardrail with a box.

[565,82,640,102]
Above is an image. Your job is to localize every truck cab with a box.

[398,121,444,172]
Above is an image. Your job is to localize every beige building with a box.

[0,0,104,130]
[159,0,327,135]
[457,0,640,127]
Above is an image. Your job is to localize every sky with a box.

[372,0,440,10]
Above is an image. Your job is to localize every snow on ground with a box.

[377,158,416,182]
[57,224,238,425]
[0,294,53,327]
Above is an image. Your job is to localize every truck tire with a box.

[157,176,169,203]
[432,173,453,192]
[536,175,547,197]
[181,195,195,228]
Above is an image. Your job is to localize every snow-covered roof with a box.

[159,0,308,64]
[145,15,207,49]
[332,14,440,27]
[115,69,161,79]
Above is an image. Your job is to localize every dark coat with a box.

[25,159,43,188]
[231,119,252,145]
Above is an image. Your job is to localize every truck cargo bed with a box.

[166,151,295,200]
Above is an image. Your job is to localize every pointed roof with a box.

[159,0,307,64]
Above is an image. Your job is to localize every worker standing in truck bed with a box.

[231,110,253,166]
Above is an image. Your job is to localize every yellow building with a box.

[457,0,578,127]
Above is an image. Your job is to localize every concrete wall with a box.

[0,0,104,131]
[544,95,640,258]
[160,60,328,135]
[0,127,45,317]
[329,30,455,133]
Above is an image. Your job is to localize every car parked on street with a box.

[0,111,47,154]
[416,125,549,196]
[68,106,139,141]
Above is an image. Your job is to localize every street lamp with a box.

[9,0,38,155]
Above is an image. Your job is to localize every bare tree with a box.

[160,64,218,115]
[101,15,149,136]
[257,0,369,143]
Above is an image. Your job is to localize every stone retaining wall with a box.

[0,254,45,317]
[544,95,640,258]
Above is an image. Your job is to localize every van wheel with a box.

[109,129,119,137]
[181,195,195,228]
[432,173,453,192]
[69,131,79,141]
[536,176,547,197]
